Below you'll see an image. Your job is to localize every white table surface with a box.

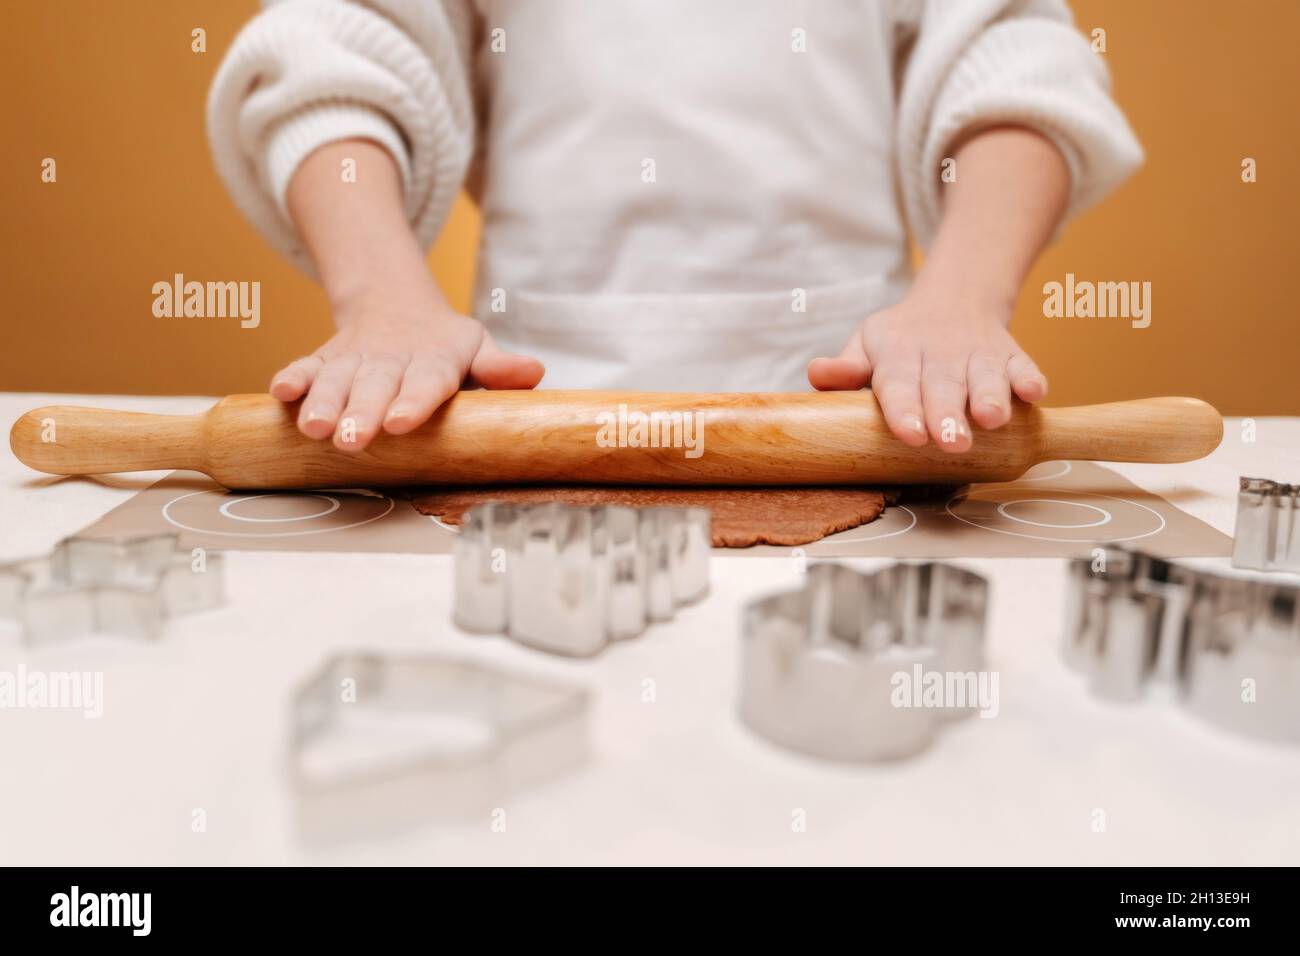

[1,392,1297,866]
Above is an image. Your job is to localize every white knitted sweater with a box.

[207,0,1142,390]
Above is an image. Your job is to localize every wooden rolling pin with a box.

[9,392,1221,489]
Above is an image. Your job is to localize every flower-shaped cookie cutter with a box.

[739,561,990,762]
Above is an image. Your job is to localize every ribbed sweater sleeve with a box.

[893,0,1144,248]
[206,0,476,275]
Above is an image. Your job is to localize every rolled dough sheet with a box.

[405,485,952,548]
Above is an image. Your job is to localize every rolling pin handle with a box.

[9,405,207,476]
[1036,397,1223,464]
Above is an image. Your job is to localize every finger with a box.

[967,352,1013,430]
[808,332,873,391]
[383,356,464,435]
[1007,352,1048,403]
[920,354,972,453]
[871,357,928,447]
[269,355,324,402]
[297,354,360,440]
[335,354,407,451]
[467,331,545,390]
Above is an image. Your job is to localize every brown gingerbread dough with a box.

[406,485,952,548]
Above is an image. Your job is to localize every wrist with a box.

[327,271,454,326]
[324,255,447,315]
[909,264,1018,319]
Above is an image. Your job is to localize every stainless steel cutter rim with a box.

[739,561,991,762]
[289,651,589,792]
[0,532,224,643]
[1232,475,1300,574]
[452,500,711,657]
[1063,544,1300,742]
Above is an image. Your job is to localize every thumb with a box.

[807,328,872,391]
[467,330,545,389]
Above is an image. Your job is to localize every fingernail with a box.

[937,416,969,445]
[301,409,330,436]
[980,398,1005,416]
[385,405,408,423]
[902,414,925,436]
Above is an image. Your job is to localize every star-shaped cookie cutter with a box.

[1063,546,1300,743]
[739,561,990,762]
[0,532,224,645]
[452,501,710,657]
[289,652,589,842]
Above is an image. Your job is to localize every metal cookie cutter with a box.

[1232,477,1300,574]
[0,532,224,644]
[739,562,990,762]
[1063,547,1300,743]
[453,502,710,657]
[290,652,589,841]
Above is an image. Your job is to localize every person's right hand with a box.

[269,283,544,452]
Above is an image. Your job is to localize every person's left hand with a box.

[807,287,1048,453]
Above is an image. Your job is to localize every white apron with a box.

[470,0,911,392]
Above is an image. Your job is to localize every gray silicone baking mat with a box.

[69,460,1231,558]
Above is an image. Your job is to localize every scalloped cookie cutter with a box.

[739,561,990,762]
[289,652,589,842]
[1063,546,1300,743]
[453,501,710,657]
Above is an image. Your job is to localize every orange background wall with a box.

[3,0,1296,412]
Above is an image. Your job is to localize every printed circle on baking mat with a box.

[162,489,394,537]
[945,488,1165,543]
[819,505,918,544]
